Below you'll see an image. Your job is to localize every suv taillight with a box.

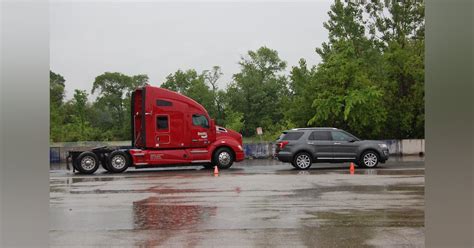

[278,141,289,149]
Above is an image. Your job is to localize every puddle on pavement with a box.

[291,183,424,199]
[276,168,424,176]
[300,224,375,247]
[132,196,217,230]
[67,186,222,195]
[308,208,424,227]
[359,169,424,176]
[299,208,424,247]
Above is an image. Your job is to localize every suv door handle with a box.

[334,142,341,145]
[307,142,315,145]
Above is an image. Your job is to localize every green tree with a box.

[50,71,66,142]
[365,0,425,138]
[50,71,65,107]
[61,90,96,141]
[226,46,289,136]
[308,0,387,138]
[161,69,216,119]
[203,66,225,125]
[224,109,244,132]
[92,72,148,140]
[286,59,318,127]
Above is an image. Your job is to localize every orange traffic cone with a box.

[349,162,355,174]
[214,166,219,176]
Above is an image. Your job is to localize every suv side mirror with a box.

[349,139,357,143]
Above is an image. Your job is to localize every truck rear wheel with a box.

[107,151,130,173]
[101,162,113,173]
[74,151,100,174]
[213,147,234,169]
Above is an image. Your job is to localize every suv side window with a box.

[331,131,353,141]
[281,132,304,140]
[308,131,332,140]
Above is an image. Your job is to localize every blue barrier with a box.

[243,143,273,159]
[50,147,61,163]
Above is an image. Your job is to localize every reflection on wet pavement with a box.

[50,158,425,247]
[133,197,217,230]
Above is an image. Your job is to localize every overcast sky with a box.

[50,1,332,100]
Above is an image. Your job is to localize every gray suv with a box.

[275,128,389,170]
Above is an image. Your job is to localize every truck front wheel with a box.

[75,152,100,174]
[213,147,234,169]
[107,151,130,173]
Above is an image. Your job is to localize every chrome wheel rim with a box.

[296,154,311,169]
[218,152,231,166]
[111,155,126,169]
[81,156,96,171]
[363,153,378,167]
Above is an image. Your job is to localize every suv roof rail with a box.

[291,127,338,130]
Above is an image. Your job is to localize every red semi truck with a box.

[68,85,245,174]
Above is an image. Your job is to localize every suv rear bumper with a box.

[275,151,293,163]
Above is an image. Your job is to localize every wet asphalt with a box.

[50,157,425,247]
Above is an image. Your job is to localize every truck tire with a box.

[101,161,113,173]
[213,147,234,169]
[107,151,130,173]
[74,151,100,174]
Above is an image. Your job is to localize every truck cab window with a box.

[156,99,172,106]
[192,114,209,128]
[156,116,169,130]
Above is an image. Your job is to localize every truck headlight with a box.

[238,145,243,151]
[378,143,388,149]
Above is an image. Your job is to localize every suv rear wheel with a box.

[292,152,312,170]
[359,150,379,168]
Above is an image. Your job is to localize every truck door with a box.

[190,114,210,148]
[153,100,185,149]
[155,114,171,148]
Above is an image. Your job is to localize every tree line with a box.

[50,0,424,142]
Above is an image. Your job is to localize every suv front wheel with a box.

[292,152,312,170]
[359,150,380,168]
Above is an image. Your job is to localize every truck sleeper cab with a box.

[69,85,244,174]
